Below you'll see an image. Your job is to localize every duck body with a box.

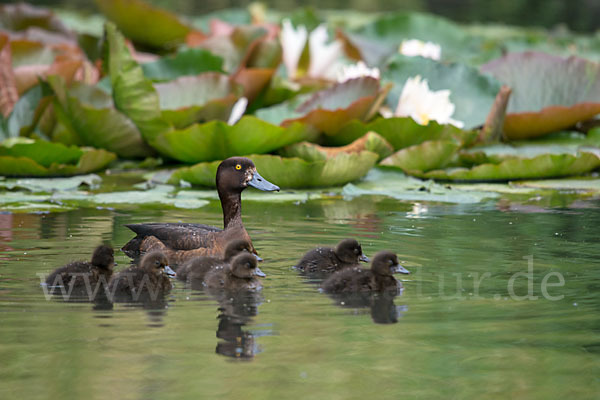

[45,245,114,300]
[295,239,369,276]
[121,157,279,264]
[322,251,409,294]
[203,253,266,291]
[108,252,176,302]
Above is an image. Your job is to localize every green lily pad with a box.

[141,48,224,82]
[410,150,600,181]
[342,168,498,204]
[48,77,155,159]
[95,0,191,48]
[513,178,600,192]
[154,73,241,128]
[2,84,45,140]
[170,152,379,189]
[190,8,251,33]
[481,52,600,139]
[383,54,502,129]
[380,140,461,172]
[0,174,101,192]
[280,131,393,161]
[152,117,314,163]
[328,116,477,149]
[0,138,116,177]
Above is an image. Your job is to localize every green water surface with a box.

[1,190,599,399]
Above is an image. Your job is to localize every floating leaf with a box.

[170,152,379,188]
[328,116,477,149]
[0,137,116,177]
[410,150,600,181]
[481,52,600,139]
[48,76,155,159]
[383,54,502,129]
[151,116,313,163]
[3,84,45,139]
[154,73,242,127]
[141,48,224,81]
[280,131,393,161]
[0,174,101,192]
[95,0,191,48]
[380,140,461,172]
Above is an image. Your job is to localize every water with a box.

[1,194,600,399]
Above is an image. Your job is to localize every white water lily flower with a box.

[394,75,464,128]
[337,61,380,83]
[227,97,248,125]
[280,20,344,80]
[280,19,307,80]
[399,39,442,60]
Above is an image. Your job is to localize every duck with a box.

[121,157,279,265]
[294,238,369,276]
[321,251,410,294]
[177,238,256,285]
[203,253,266,291]
[108,251,176,301]
[44,244,114,300]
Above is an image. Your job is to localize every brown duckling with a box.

[177,239,257,284]
[122,157,279,263]
[321,251,409,294]
[203,253,266,291]
[108,251,176,302]
[44,244,114,300]
[295,238,369,275]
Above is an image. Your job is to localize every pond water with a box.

[1,190,600,399]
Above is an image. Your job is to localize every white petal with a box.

[227,97,248,126]
[337,61,380,82]
[280,19,308,79]
[399,39,442,60]
[307,24,344,80]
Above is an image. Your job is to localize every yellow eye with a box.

[235,164,242,170]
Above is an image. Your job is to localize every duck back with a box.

[45,261,112,299]
[295,247,348,274]
[108,266,172,301]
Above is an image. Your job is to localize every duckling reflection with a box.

[212,290,264,360]
[326,292,407,325]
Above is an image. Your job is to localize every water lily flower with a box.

[280,19,344,80]
[394,75,464,128]
[227,97,248,125]
[399,39,442,60]
[337,61,380,83]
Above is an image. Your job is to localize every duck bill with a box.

[359,254,370,263]
[164,265,177,278]
[248,171,280,192]
[253,253,263,262]
[253,267,266,277]
[392,264,410,275]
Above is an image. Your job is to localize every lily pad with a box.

[383,54,502,129]
[154,73,242,127]
[95,0,191,48]
[410,150,600,181]
[328,116,477,149]
[1,84,45,139]
[256,77,385,134]
[0,137,116,177]
[280,131,393,161]
[380,140,461,172]
[481,52,600,139]
[152,117,313,163]
[48,76,155,159]
[0,174,101,192]
[141,48,224,81]
[170,152,379,189]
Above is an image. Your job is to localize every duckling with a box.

[321,251,409,294]
[108,251,176,302]
[177,239,256,285]
[122,157,279,262]
[44,244,114,300]
[295,238,369,275]
[203,253,266,291]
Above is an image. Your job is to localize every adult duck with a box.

[122,157,279,263]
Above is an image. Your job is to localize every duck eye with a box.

[235,164,242,170]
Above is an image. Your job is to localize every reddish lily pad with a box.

[481,52,600,139]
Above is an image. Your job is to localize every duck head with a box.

[91,244,115,271]
[141,251,176,278]
[230,253,266,279]
[216,157,279,194]
[335,238,370,264]
[223,239,256,262]
[371,251,410,276]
